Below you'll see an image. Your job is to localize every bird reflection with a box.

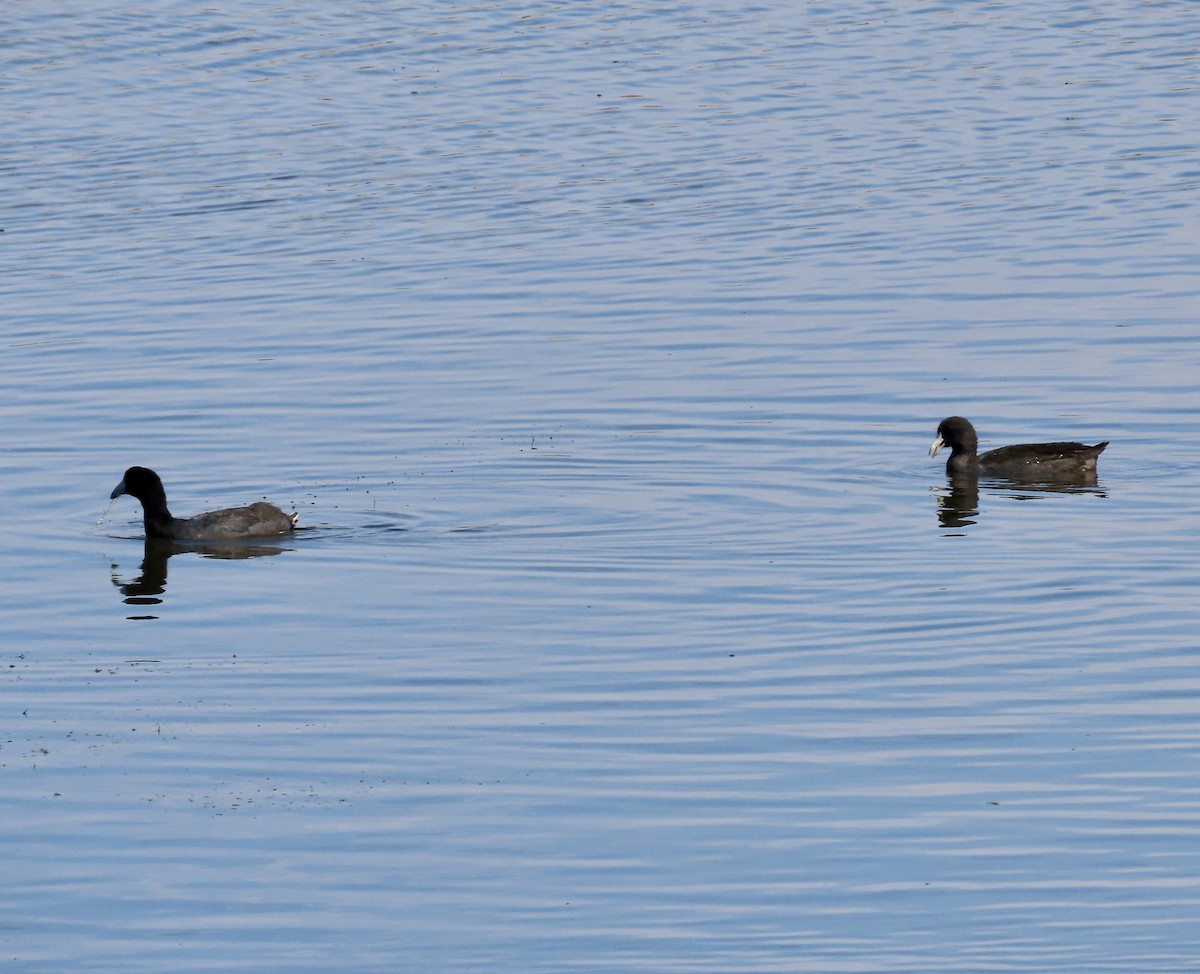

[934,476,981,529]
[110,537,290,607]
[934,472,1105,529]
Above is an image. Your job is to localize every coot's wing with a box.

[173,503,296,541]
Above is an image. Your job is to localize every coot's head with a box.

[111,466,168,506]
[929,416,978,459]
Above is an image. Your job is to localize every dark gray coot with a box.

[929,416,1108,477]
[110,466,298,541]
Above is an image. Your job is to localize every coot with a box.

[110,466,298,541]
[929,416,1108,478]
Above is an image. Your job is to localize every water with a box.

[3,2,1200,971]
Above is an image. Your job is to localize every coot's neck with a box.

[945,432,979,475]
[945,450,977,475]
[133,489,177,540]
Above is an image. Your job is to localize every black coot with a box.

[110,466,298,541]
[929,416,1108,478]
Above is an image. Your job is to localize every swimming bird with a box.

[929,416,1108,478]
[110,466,298,541]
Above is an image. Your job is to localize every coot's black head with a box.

[929,416,978,459]
[111,466,168,506]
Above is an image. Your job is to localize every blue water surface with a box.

[3,2,1200,972]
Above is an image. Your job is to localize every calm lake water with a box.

[3,2,1200,971]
